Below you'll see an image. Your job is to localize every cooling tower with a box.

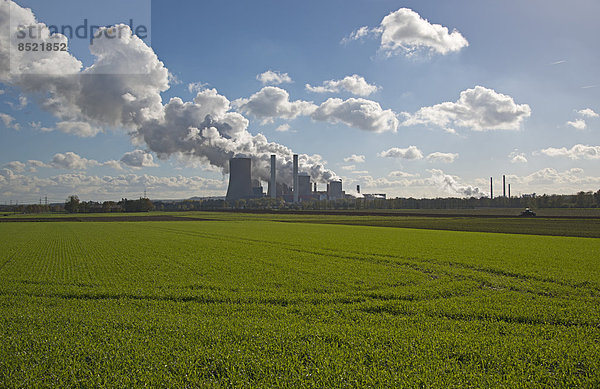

[298,174,311,198]
[328,180,343,200]
[293,154,299,203]
[226,157,253,201]
[270,155,276,199]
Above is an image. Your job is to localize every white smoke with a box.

[429,169,485,198]
[0,1,338,187]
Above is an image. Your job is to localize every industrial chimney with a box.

[508,184,511,199]
[293,154,299,203]
[270,155,276,199]
[503,175,506,198]
[490,177,493,199]
[226,157,253,201]
[357,185,360,194]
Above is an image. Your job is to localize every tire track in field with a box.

[146,224,599,298]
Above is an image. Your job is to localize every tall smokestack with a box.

[503,175,506,198]
[357,185,360,194]
[508,184,511,199]
[293,154,299,203]
[314,182,317,193]
[490,177,493,199]
[270,155,276,199]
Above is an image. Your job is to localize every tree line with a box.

[2,190,599,214]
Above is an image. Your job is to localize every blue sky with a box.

[1,0,599,203]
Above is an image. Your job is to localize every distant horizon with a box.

[1,0,599,203]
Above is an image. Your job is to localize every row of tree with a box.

[64,196,154,213]
[3,190,599,214]
[152,190,600,211]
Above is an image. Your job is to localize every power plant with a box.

[225,154,382,203]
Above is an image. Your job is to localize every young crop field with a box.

[0,218,599,387]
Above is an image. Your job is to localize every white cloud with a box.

[50,152,100,170]
[234,86,317,124]
[577,108,599,118]
[389,171,419,178]
[566,119,586,130]
[306,75,379,97]
[55,121,103,137]
[275,124,291,132]
[30,121,53,132]
[312,97,399,133]
[0,113,20,130]
[120,150,158,168]
[426,152,458,163]
[7,95,28,110]
[402,86,531,132]
[344,154,366,163]
[0,1,339,188]
[342,26,373,43]
[512,168,600,187]
[187,82,210,94]
[378,146,424,160]
[346,8,468,57]
[101,160,125,171]
[509,151,528,163]
[539,144,600,160]
[5,161,26,173]
[0,170,228,202]
[256,70,293,85]
[341,165,356,171]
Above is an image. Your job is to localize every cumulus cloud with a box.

[577,108,599,118]
[256,70,293,85]
[1,1,339,188]
[1,3,169,132]
[312,97,399,133]
[30,121,53,132]
[234,86,317,124]
[5,161,26,173]
[539,144,600,160]
[275,123,291,132]
[511,168,600,188]
[120,150,158,168]
[402,86,531,132]
[345,8,468,57]
[378,146,423,160]
[7,95,28,110]
[344,154,366,163]
[509,151,528,163]
[50,152,100,170]
[426,152,458,163]
[0,170,228,202]
[0,112,20,130]
[56,121,103,137]
[566,119,586,130]
[389,171,419,178]
[187,82,210,94]
[306,74,379,96]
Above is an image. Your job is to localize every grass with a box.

[0,218,599,387]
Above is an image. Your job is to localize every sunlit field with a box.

[1,216,599,387]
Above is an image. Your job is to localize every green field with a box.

[1,216,599,387]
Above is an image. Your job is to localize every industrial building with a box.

[225,154,383,203]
